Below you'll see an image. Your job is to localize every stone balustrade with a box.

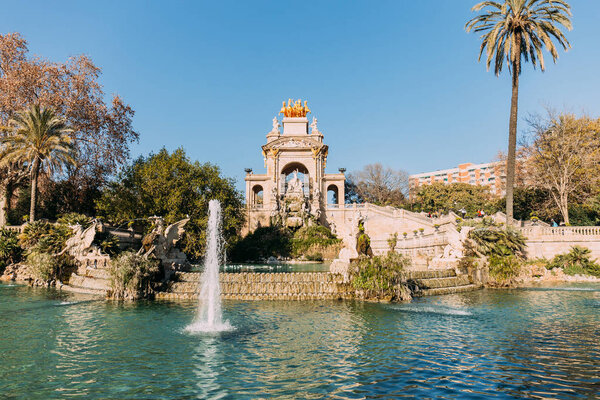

[3,225,24,233]
[520,225,600,238]
[371,230,449,257]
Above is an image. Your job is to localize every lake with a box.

[1,282,599,399]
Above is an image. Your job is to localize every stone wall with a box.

[521,226,600,260]
[156,272,354,300]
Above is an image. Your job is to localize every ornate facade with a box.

[244,101,345,232]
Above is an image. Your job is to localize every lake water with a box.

[1,282,599,399]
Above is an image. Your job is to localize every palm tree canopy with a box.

[466,0,572,75]
[0,104,76,175]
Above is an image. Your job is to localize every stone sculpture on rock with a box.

[139,217,191,280]
[60,223,101,257]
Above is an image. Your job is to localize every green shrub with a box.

[93,231,120,256]
[547,246,600,277]
[109,251,160,300]
[27,250,59,282]
[356,233,373,256]
[0,229,23,273]
[305,253,323,262]
[19,221,74,253]
[387,233,398,253]
[350,253,410,300]
[57,213,93,229]
[229,226,292,262]
[291,225,341,258]
[464,227,527,259]
[488,255,522,282]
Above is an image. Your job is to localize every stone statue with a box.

[139,217,189,260]
[329,219,336,235]
[271,117,281,133]
[313,186,321,201]
[271,186,279,212]
[60,223,101,257]
[287,171,303,193]
[310,117,319,133]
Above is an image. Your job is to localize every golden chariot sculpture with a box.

[279,99,311,118]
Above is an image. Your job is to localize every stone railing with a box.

[326,203,366,210]
[3,225,24,233]
[371,230,449,257]
[520,225,600,238]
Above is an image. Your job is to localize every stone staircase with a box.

[62,266,111,296]
[404,269,480,297]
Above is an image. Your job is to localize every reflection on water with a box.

[1,282,599,399]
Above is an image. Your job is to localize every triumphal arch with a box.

[244,100,345,232]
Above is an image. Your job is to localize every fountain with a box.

[185,200,233,333]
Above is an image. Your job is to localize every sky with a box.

[1,0,599,191]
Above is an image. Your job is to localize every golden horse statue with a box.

[279,99,311,118]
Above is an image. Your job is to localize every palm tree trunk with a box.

[0,188,7,227]
[29,158,40,223]
[505,38,521,227]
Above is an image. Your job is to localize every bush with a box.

[291,225,341,259]
[464,227,527,259]
[350,253,410,300]
[356,233,373,256]
[229,226,292,262]
[387,233,398,253]
[27,250,59,282]
[305,253,323,262]
[19,221,74,253]
[56,213,93,229]
[546,246,600,277]
[488,255,522,282]
[93,231,120,256]
[0,229,23,273]
[109,251,160,300]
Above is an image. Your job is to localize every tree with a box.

[0,33,138,222]
[466,0,572,225]
[0,105,75,222]
[412,182,496,216]
[524,112,600,225]
[347,163,408,207]
[491,186,553,221]
[95,148,244,259]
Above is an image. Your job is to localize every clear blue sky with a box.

[1,1,599,190]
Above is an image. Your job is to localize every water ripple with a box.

[1,284,600,398]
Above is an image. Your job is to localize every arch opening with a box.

[280,162,310,196]
[327,184,339,205]
[252,185,264,207]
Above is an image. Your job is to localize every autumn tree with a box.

[524,112,600,225]
[347,163,408,207]
[95,148,244,259]
[0,32,138,223]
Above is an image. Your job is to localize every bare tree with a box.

[524,111,600,224]
[347,163,409,207]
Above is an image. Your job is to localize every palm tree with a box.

[0,105,75,222]
[466,0,572,225]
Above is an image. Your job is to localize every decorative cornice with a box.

[262,136,327,153]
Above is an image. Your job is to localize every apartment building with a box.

[409,161,506,198]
